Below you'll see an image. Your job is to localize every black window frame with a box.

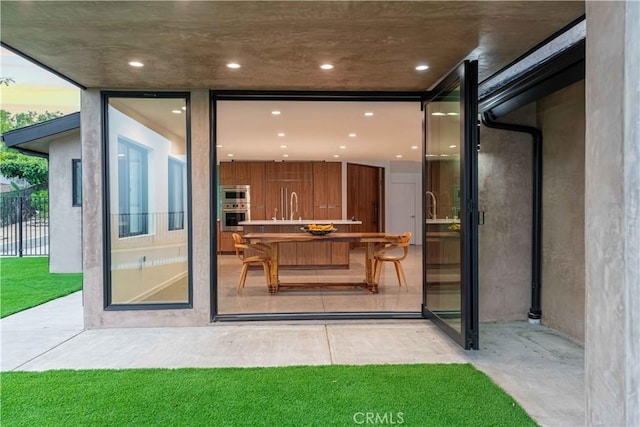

[102,91,193,311]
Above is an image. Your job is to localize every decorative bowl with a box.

[301,225,337,235]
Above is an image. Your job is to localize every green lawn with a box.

[0,364,536,426]
[0,257,82,318]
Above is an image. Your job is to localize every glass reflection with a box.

[107,96,189,305]
[425,85,462,332]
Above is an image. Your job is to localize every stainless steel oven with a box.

[220,185,250,231]
[221,185,250,203]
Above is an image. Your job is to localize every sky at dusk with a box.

[0,47,80,115]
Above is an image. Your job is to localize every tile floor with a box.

[217,245,441,314]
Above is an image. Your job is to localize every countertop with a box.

[426,218,460,224]
[239,219,362,225]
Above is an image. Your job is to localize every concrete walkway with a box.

[0,291,585,426]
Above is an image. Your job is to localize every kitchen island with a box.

[239,219,362,269]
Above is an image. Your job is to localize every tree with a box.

[0,110,64,187]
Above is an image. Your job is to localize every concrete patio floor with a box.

[0,291,584,426]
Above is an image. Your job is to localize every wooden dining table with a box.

[242,232,402,294]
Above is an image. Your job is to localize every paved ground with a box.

[0,291,585,426]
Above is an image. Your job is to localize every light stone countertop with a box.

[426,218,460,224]
[239,219,362,225]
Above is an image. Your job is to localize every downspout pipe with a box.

[481,111,543,323]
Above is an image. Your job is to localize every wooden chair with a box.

[232,233,272,293]
[373,232,412,289]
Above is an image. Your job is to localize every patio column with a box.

[585,1,640,425]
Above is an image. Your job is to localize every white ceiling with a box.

[113,98,463,163]
[216,100,459,163]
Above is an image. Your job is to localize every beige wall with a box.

[49,135,82,273]
[477,105,534,321]
[82,89,211,328]
[538,80,585,342]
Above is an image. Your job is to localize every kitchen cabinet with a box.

[425,225,460,265]
[249,162,266,220]
[313,162,342,219]
[219,161,250,185]
[219,230,235,253]
[265,162,313,221]
[242,224,352,268]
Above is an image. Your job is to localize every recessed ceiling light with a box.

[440,154,450,157]
[280,145,287,149]
[320,64,334,70]
[339,145,346,149]
[283,154,289,158]
[272,110,281,115]
[431,112,446,116]
[447,112,459,116]
[415,64,429,71]
[411,146,419,150]
[449,145,457,148]
[364,112,374,117]
[216,145,223,148]
[227,153,234,157]
[348,133,357,137]
[128,61,144,67]
[278,133,285,137]
[396,154,403,158]
[182,106,186,111]
[171,109,182,114]
[226,63,241,69]
[333,154,340,158]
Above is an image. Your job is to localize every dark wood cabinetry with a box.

[313,162,342,219]
[220,161,250,185]
[249,162,266,220]
[265,162,314,221]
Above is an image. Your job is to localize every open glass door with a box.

[422,60,479,349]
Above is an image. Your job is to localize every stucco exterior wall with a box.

[585,1,640,424]
[82,89,211,328]
[477,104,534,321]
[537,80,585,342]
[49,135,82,273]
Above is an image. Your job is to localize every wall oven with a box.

[220,185,250,232]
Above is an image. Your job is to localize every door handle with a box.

[373,202,378,225]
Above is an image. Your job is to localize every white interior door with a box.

[389,182,416,241]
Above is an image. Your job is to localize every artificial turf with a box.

[0,364,536,426]
[0,257,82,318]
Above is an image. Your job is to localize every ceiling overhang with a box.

[0,1,584,91]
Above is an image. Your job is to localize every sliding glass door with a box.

[422,61,479,349]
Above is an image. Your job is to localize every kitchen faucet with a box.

[426,191,437,220]
[290,192,299,220]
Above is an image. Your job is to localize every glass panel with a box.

[168,158,185,230]
[106,96,189,305]
[72,159,82,206]
[425,84,462,333]
[215,100,423,316]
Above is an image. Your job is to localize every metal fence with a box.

[0,185,49,256]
